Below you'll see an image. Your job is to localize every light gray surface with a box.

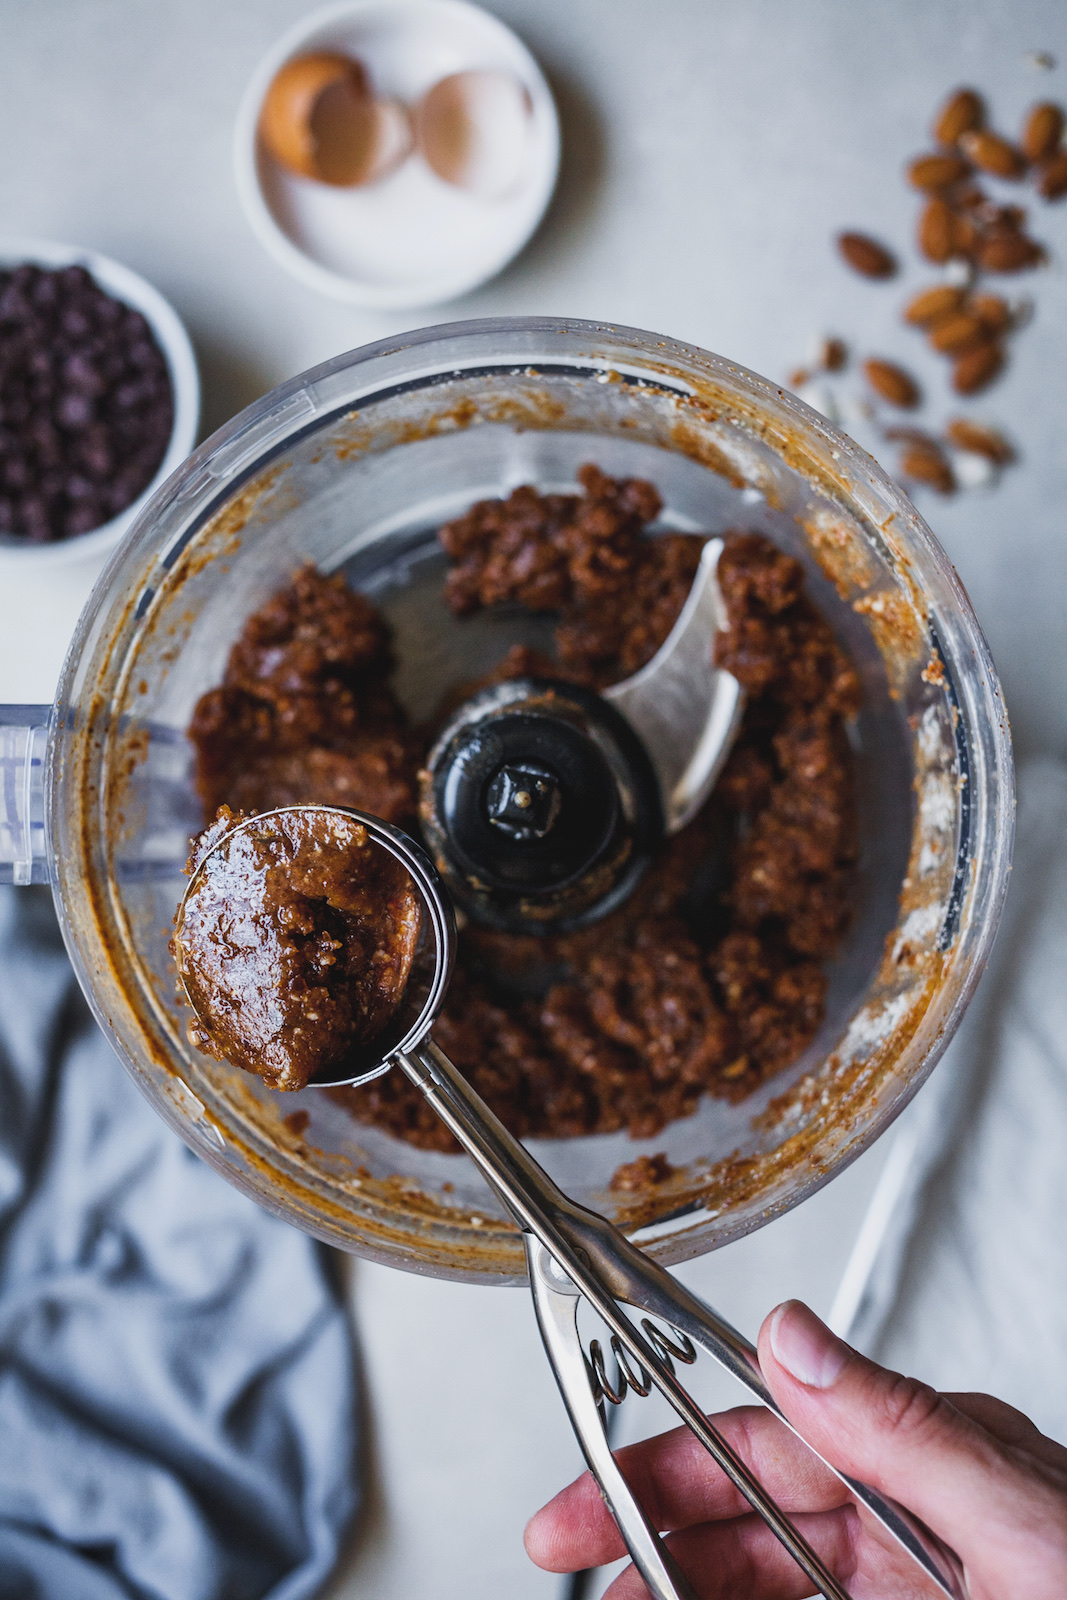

[2,0,1066,757]
[0,3,1062,1597]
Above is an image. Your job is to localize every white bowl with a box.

[0,238,200,570]
[233,0,560,308]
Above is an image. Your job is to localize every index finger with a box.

[525,1404,850,1574]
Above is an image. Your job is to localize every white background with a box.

[1,3,1063,1595]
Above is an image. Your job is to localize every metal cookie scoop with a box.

[174,806,968,1600]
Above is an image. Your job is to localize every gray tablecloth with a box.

[0,886,359,1600]
[838,756,1067,1444]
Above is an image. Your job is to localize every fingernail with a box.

[769,1300,849,1389]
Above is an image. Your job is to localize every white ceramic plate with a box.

[0,239,200,570]
[233,0,560,308]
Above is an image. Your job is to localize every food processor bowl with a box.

[0,318,1014,1284]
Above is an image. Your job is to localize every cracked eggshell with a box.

[415,69,534,199]
[259,51,411,187]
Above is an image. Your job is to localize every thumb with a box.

[758,1300,1067,1580]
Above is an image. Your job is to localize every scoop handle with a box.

[398,1040,866,1600]
[0,707,50,886]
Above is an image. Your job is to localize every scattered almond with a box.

[933,88,984,145]
[899,438,955,493]
[820,336,848,371]
[837,232,897,278]
[917,197,956,262]
[953,180,987,211]
[976,230,1044,271]
[883,426,930,444]
[864,358,920,407]
[908,152,972,191]
[952,344,1004,394]
[1022,102,1064,163]
[950,210,979,257]
[960,129,1027,178]
[945,418,1014,463]
[1038,150,1067,200]
[903,284,967,324]
[927,313,991,355]
[788,367,812,388]
[836,84,1057,470]
[970,292,1011,332]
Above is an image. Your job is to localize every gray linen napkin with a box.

[0,886,359,1600]
[834,756,1067,1444]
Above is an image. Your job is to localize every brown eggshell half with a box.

[260,52,387,186]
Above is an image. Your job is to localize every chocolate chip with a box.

[60,307,92,339]
[31,274,59,309]
[65,502,105,536]
[80,442,113,477]
[62,353,104,394]
[57,392,95,429]
[57,265,92,294]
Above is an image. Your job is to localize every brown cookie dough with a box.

[173,804,420,1091]
[190,566,421,825]
[187,468,859,1147]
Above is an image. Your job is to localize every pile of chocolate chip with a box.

[0,263,174,543]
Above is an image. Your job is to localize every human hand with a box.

[525,1299,1067,1598]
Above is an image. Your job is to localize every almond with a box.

[933,88,984,146]
[903,285,967,325]
[970,292,1011,332]
[960,129,1027,178]
[953,180,988,210]
[976,230,1044,272]
[883,426,930,444]
[1038,150,1067,200]
[837,232,897,278]
[918,198,955,262]
[863,358,920,407]
[950,210,979,257]
[945,418,1015,463]
[908,152,972,191]
[1022,102,1064,163]
[952,344,1004,394]
[820,336,848,372]
[927,313,990,355]
[899,439,955,493]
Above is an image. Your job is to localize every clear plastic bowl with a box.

[27,318,1012,1284]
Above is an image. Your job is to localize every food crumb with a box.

[610,1152,674,1192]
